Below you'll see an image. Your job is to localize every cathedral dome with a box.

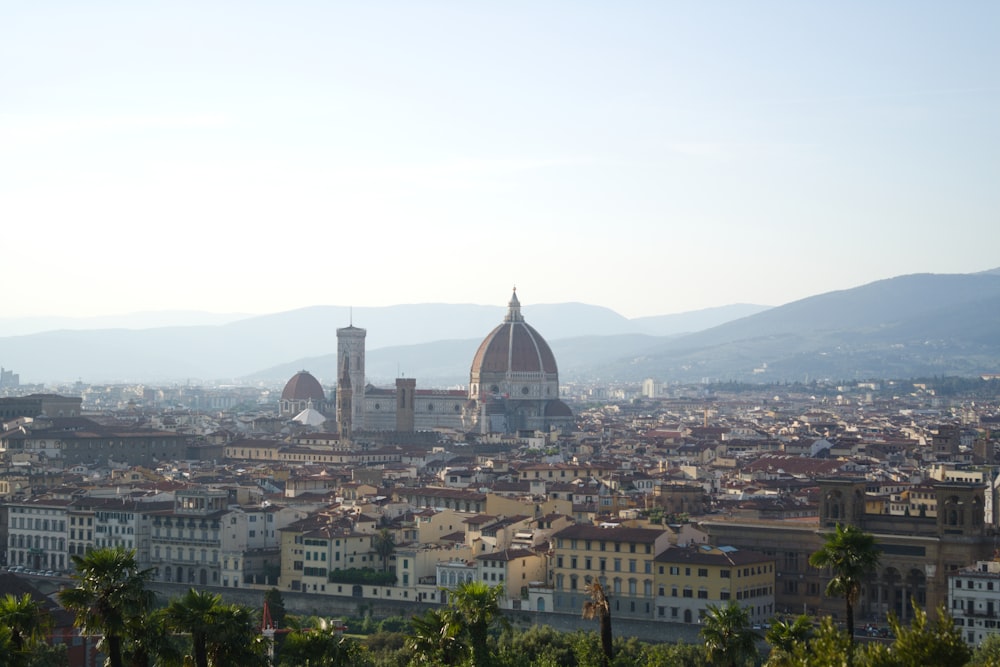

[470,290,558,377]
[465,290,571,434]
[281,370,326,402]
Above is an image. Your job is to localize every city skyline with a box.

[3,2,998,320]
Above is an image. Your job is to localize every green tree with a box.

[869,602,970,667]
[765,615,814,666]
[448,580,506,667]
[972,632,1000,667]
[0,626,15,667]
[371,528,396,574]
[278,618,364,667]
[406,608,465,666]
[57,546,154,667]
[641,640,710,667]
[582,581,614,667]
[809,523,881,663]
[700,600,760,667]
[165,588,224,667]
[494,625,576,667]
[785,618,851,667]
[264,588,287,629]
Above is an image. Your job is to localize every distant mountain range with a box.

[4,270,1000,386]
[0,301,767,385]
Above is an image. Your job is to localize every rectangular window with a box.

[698,568,708,577]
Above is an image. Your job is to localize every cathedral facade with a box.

[286,290,573,436]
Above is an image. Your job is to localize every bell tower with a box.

[336,353,353,442]
[936,481,986,537]
[336,321,366,432]
[818,478,867,529]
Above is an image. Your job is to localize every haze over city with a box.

[3,2,998,320]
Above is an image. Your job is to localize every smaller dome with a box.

[281,371,326,402]
[545,399,574,417]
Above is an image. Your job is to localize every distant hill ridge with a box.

[4,270,1000,385]
[0,302,767,384]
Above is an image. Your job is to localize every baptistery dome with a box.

[279,370,328,418]
[282,370,325,402]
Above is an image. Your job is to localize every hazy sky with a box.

[3,2,998,320]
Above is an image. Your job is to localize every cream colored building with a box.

[653,544,775,625]
[550,524,672,621]
[475,547,547,609]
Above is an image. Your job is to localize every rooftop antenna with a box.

[349,306,353,327]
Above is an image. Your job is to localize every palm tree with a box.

[808,523,881,663]
[57,546,154,667]
[701,600,760,667]
[205,603,269,667]
[0,593,52,665]
[764,615,813,666]
[371,528,396,573]
[164,588,224,667]
[123,608,184,667]
[407,608,465,666]
[449,580,506,667]
[582,581,613,667]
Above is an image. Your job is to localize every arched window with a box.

[826,490,844,520]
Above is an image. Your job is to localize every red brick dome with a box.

[281,370,325,402]
[470,290,558,376]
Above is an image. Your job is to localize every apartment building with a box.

[550,523,672,620]
[949,559,1000,646]
[653,544,775,625]
[6,495,70,571]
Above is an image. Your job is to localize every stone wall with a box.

[148,582,705,644]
